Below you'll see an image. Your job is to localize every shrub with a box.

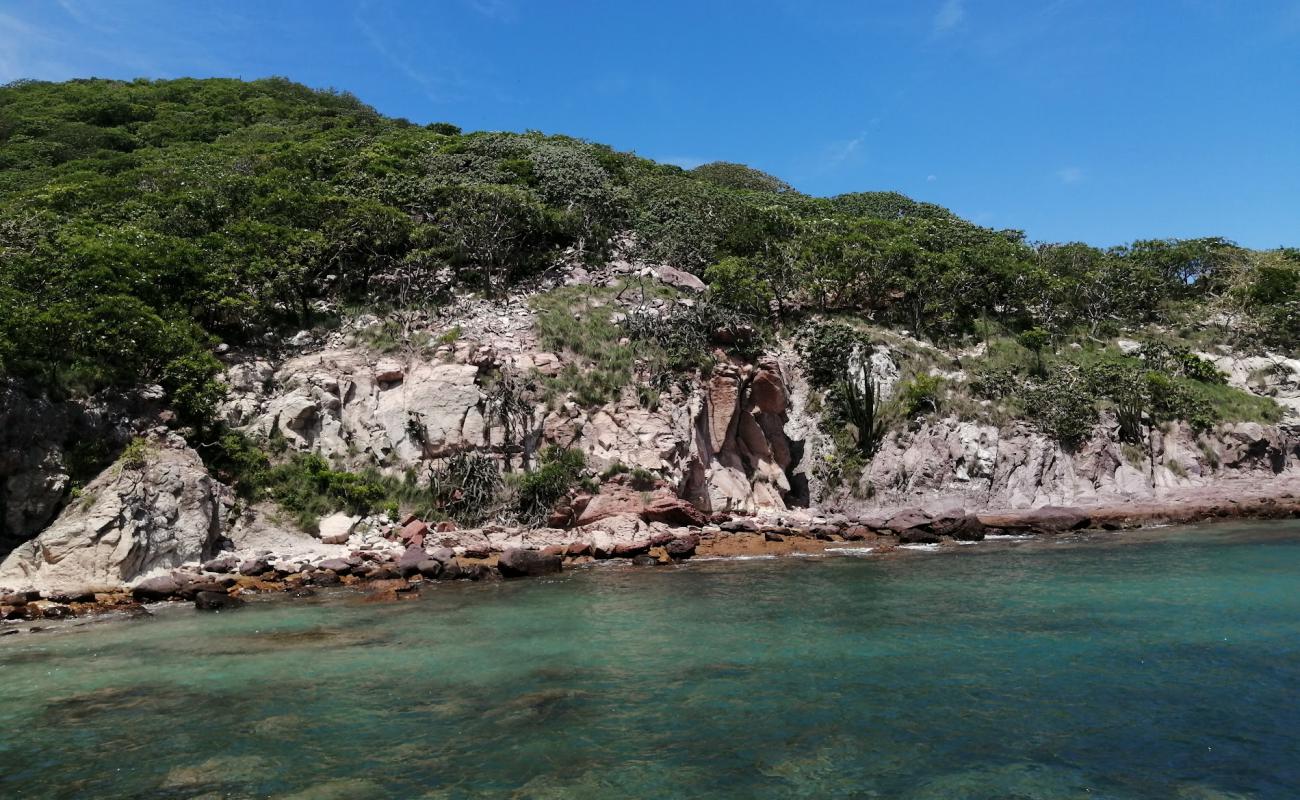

[798,321,871,389]
[265,453,389,530]
[835,371,886,456]
[1020,365,1098,448]
[704,256,773,320]
[898,374,943,417]
[516,446,585,524]
[119,437,152,470]
[427,451,502,523]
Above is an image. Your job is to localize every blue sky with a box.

[2,0,1297,248]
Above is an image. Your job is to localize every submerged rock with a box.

[194,591,244,611]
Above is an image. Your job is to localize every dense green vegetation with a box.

[1,76,1295,469]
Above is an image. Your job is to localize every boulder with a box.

[641,497,708,527]
[318,512,360,545]
[612,541,651,558]
[884,508,933,535]
[416,560,444,579]
[397,546,428,578]
[497,548,562,578]
[1023,506,1091,533]
[132,575,181,602]
[374,359,404,383]
[842,525,871,541]
[720,518,759,533]
[980,506,1091,535]
[575,488,646,526]
[897,527,942,545]
[0,436,227,595]
[238,556,273,576]
[439,561,463,580]
[317,558,354,574]
[400,519,429,541]
[630,554,661,567]
[930,510,986,541]
[665,534,700,560]
[202,555,239,574]
[429,547,456,564]
[309,569,342,586]
[655,265,707,293]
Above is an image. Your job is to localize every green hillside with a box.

[0,77,1295,438]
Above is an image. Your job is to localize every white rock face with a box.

[222,338,806,516]
[223,349,487,466]
[1200,350,1300,420]
[859,416,1299,511]
[0,435,228,595]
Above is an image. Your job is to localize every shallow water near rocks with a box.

[3,521,1300,798]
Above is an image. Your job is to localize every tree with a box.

[691,162,795,194]
[704,257,772,320]
[430,184,556,295]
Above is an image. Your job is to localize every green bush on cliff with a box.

[514,446,586,524]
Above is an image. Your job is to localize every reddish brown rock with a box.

[576,488,647,526]
[843,525,871,541]
[612,541,652,558]
[749,368,787,415]
[434,520,457,533]
[565,541,591,557]
[401,520,430,541]
[641,497,708,527]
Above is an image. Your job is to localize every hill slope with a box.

[2,77,1299,589]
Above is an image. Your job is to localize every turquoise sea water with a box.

[2,522,1300,799]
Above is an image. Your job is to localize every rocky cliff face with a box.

[861,416,1299,512]
[4,264,1299,597]
[215,283,1300,525]
[0,433,228,596]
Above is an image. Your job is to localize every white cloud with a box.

[933,0,966,34]
[926,174,938,182]
[465,0,518,22]
[824,133,865,168]
[1056,166,1084,184]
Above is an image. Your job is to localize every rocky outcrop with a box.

[224,352,490,465]
[0,382,148,558]
[679,358,800,514]
[0,434,229,595]
[860,415,1300,511]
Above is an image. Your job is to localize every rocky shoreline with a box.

[4,482,1300,635]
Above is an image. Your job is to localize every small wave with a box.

[824,546,875,555]
[899,543,941,551]
[691,554,779,562]
[791,552,825,558]
[985,534,1034,540]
